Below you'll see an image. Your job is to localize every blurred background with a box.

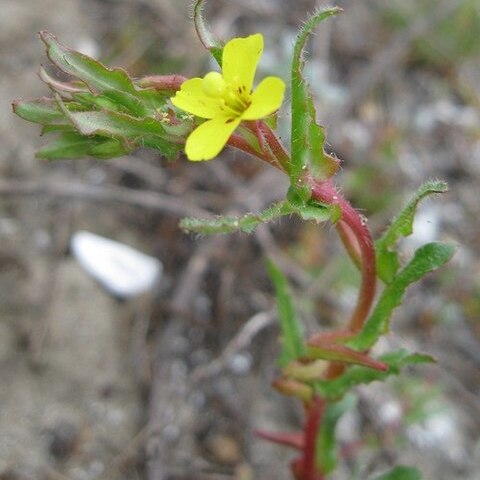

[1,0,479,479]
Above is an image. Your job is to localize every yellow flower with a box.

[171,33,285,161]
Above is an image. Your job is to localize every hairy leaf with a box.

[12,97,65,124]
[376,180,448,283]
[180,201,293,234]
[41,31,137,94]
[40,31,168,110]
[73,90,150,118]
[36,132,130,160]
[349,242,455,351]
[290,7,342,182]
[56,96,180,159]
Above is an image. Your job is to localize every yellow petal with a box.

[185,116,241,161]
[171,78,223,119]
[242,76,286,120]
[222,34,263,92]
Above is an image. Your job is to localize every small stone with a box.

[46,422,78,461]
[206,433,242,465]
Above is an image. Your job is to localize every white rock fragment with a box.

[70,231,162,299]
[407,410,467,465]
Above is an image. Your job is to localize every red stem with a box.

[233,125,377,336]
[336,220,362,270]
[227,132,283,170]
[302,397,325,480]
[227,122,378,479]
[309,179,376,333]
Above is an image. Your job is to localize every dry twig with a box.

[0,178,212,219]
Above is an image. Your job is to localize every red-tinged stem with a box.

[309,179,376,334]
[227,133,283,170]
[302,397,325,480]
[336,220,362,270]
[250,124,376,334]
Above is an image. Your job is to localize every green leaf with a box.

[89,137,132,159]
[41,31,137,94]
[73,90,150,117]
[36,132,92,159]
[371,465,422,480]
[12,97,64,124]
[56,98,180,159]
[180,197,340,236]
[290,7,342,183]
[307,342,387,371]
[267,260,306,368]
[312,350,435,401]
[348,242,456,351]
[297,201,341,224]
[316,395,356,473]
[376,180,449,283]
[180,200,294,235]
[40,31,167,110]
[36,132,131,160]
[286,182,312,207]
[65,109,163,138]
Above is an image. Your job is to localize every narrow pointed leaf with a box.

[180,200,294,235]
[376,180,449,283]
[36,132,131,160]
[307,341,387,371]
[312,350,435,400]
[267,260,306,367]
[40,31,137,95]
[290,7,342,182]
[12,97,64,124]
[65,109,164,138]
[73,89,150,117]
[40,31,168,110]
[348,242,456,351]
[36,132,92,159]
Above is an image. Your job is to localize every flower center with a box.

[202,72,251,117]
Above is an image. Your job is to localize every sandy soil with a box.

[1,1,479,479]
